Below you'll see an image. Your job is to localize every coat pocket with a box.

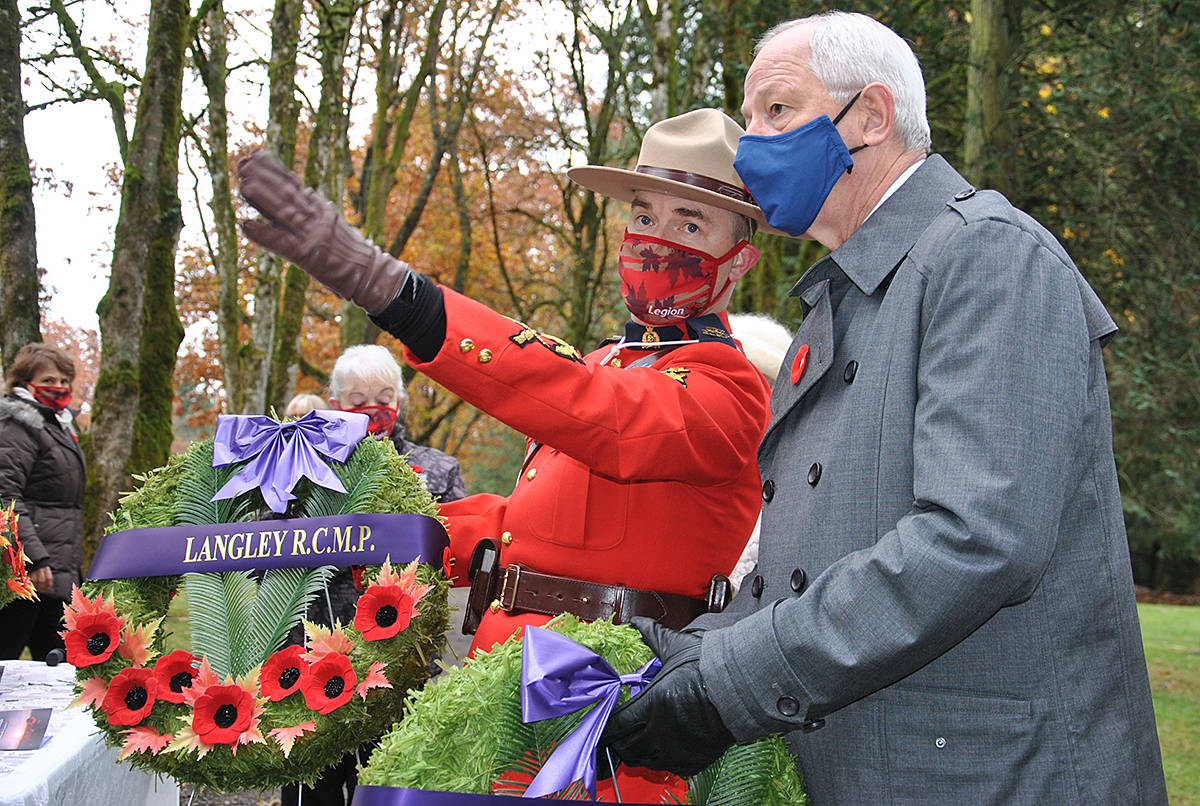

[879,686,1071,805]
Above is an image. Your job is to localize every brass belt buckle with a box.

[494,564,522,612]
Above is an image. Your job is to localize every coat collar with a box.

[790,155,974,300]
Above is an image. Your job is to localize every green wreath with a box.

[65,435,450,791]
[360,616,809,805]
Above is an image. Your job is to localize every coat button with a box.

[790,568,807,592]
[807,462,822,486]
[777,696,800,717]
[478,349,493,363]
[801,718,826,733]
[459,338,475,353]
[954,188,976,201]
[750,574,764,598]
[525,468,537,481]
[762,479,775,503]
[610,358,623,368]
[843,360,858,384]
[500,531,513,545]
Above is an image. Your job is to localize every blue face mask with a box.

[733,91,866,237]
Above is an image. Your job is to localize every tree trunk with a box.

[964,0,1022,197]
[195,1,245,412]
[246,0,302,414]
[0,0,41,365]
[266,0,357,412]
[85,0,189,543]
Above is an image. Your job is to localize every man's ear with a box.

[857,82,895,147]
[730,243,761,281]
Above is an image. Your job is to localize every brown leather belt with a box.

[462,539,731,635]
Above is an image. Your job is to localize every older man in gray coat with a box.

[601,11,1168,805]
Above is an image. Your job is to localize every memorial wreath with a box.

[356,616,809,805]
[63,411,451,791]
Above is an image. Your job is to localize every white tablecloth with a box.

[0,660,178,806]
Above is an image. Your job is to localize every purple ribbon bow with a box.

[519,627,661,799]
[211,410,369,513]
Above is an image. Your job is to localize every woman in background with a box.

[0,343,85,661]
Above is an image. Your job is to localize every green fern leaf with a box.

[183,570,258,679]
[246,566,338,663]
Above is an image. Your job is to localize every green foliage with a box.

[183,570,258,680]
[1138,603,1200,805]
[250,566,340,660]
[360,616,806,805]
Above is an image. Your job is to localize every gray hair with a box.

[329,344,408,405]
[757,12,932,153]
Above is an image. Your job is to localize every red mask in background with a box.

[30,384,72,411]
[618,231,749,326]
[344,405,398,438]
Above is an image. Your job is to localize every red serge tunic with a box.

[403,288,772,656]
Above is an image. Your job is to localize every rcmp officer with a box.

[600,12,1168,806]
[239,109,774,802]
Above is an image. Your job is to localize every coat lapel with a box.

[765,278,834,439]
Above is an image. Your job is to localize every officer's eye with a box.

[683,222,700,234]
[634,214,653,227]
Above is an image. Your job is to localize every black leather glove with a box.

[599,617,736,777]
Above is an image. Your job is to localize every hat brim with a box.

[567,165,789,238]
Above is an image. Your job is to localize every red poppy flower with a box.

[301,653,357,714]
[192,684,255,745]
[442,546,454,579]
[354,585,416,641]
[100,667,157,726]
[261,645,308,702]
[153,650,198,704]
[64,611,124,667]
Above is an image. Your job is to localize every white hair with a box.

[728,313,793,383]
[329,344,407,404]
[757,12,932,153]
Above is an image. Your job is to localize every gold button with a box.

[489,599,502,613]
[610,358,623,368]
[459,338,475,353]
[478,349,493,363]
[526,468,537,481]
[501,531,513,545]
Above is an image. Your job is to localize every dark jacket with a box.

[389,423,467,504]
[0,394,87,600]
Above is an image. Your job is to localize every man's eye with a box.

[635,214,652,227]
[769,103,786,117]
[684,222,700,234]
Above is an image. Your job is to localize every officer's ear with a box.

[730,244,760,281]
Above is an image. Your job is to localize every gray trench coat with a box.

[693,156,1167,804]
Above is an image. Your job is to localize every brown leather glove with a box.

[237,150,408,314]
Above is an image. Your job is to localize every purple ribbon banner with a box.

[211,410,370,514]
[351,788,662,805]
[87,513,448,580]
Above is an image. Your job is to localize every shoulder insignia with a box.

[660,367,690,387]
[701,326,730,339]
[508,322,585,363]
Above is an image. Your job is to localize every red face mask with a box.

[618,231,749,326]
[344,405,398,438]
[30,384,72,412]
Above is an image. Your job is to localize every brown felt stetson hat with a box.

[567,108,777,235]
